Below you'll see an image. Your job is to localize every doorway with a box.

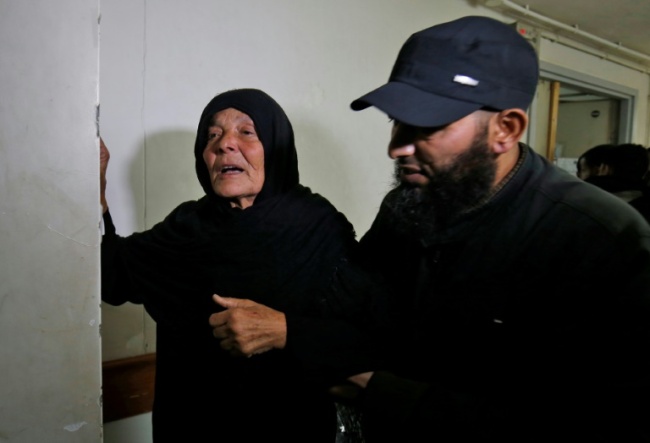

[527,61,636,176]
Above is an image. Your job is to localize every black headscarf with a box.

[194,88,299,203]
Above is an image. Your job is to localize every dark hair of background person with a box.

[608,143,649,180]
[577,142,650,222]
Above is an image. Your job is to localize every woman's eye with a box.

[241,127,257,137]
[207,130,221,140]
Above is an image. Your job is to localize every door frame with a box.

[527,61,637,160]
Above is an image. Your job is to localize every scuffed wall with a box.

[0,0,102,442]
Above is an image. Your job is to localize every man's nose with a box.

[388,123,416,159]
[388,143,416,159]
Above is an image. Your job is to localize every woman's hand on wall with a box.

[100,137,110,213]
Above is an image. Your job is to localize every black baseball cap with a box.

[350,16,539,127]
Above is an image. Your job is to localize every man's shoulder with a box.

[518,152,650,236]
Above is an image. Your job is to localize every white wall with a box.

[0,1,102,442]
[98,1,650,441]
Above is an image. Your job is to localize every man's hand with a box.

[209,294,287,357]
[100,137,110,213]
[329,372,374,404]
[347,371,374,389]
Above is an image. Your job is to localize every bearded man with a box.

[209,15,650,443]
[340,15,650,443]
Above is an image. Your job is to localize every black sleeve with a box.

[359,371,512,441]
[100,210,144,306]
[284,255,393,385]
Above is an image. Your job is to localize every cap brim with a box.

[350,82,483,127]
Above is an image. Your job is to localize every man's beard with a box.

[384,128,497,240]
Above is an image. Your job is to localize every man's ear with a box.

[596,163,612,176]
[489,108,528,154]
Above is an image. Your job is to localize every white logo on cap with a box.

[453,75,479,87]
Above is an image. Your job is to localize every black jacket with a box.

[101,187,356,443]
[356,145,650,442]
[586,174,650,223]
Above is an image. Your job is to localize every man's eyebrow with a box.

[420,122,450,134]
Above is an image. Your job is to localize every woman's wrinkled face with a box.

[203,108,265,209]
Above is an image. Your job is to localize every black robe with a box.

[101,89,364,442]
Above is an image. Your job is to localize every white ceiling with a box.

[482,0,650,62]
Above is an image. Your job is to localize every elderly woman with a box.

[100,89,365,442]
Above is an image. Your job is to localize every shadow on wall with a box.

[102,129,199,362]
[294,118,358,198]
[138,130,204,229]
[293,116,394,235]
